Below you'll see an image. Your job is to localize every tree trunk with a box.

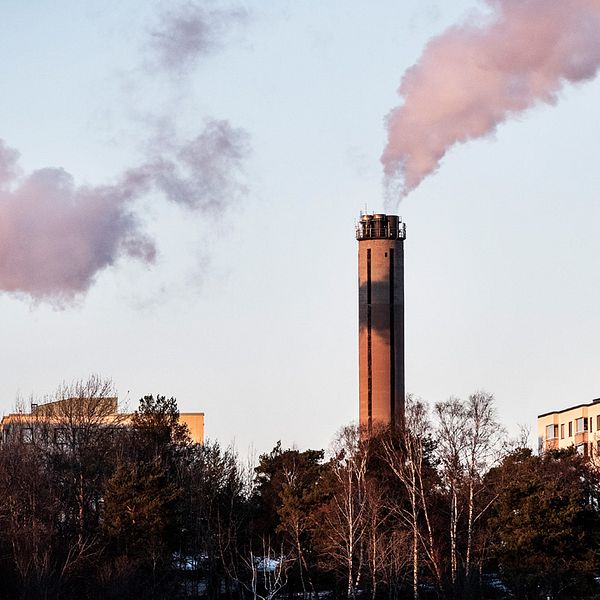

[465,478,474,579]
[450,486,458,587]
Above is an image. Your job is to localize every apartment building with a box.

[0,396,204,445]
[537,398,600,457]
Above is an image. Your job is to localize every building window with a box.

[38,428,49,444]
[560,423,565,439]
[546,424,558,439]
[54,428,67,446]
[597,415,600,431]
[576,443,586,456]
[576,417,588,433]
[569,421,573,437]
[21,428,33,444]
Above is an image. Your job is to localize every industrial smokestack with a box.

[356,214,406,433]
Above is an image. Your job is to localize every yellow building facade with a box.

[0,396,204,445]
[537,398,600,457]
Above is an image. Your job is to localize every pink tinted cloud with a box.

[0,146,154,304]
[382,0,600,201]
[0,119,248,304]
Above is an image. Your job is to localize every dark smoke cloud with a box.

[382,0,600,202]
[149,2,247,72]
[0,119,248,305]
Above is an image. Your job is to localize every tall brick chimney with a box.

[356,214,406,433]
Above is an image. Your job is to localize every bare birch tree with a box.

[435,391,504,594]
[434,397,467,588]
[381,397,442,600]
[40,376,126,542]
[321,425,369,600]
[462,391,504,581]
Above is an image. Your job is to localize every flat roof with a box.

[538,398,600,419]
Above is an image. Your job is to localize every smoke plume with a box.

[382,0,600,200]
[0,141,152,303]
[141,119,249,211]
[0,119,248,304]
[0,0,250,305]
[149,3,247,72]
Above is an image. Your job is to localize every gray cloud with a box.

[148,2,247,72]
[139,118,250,211]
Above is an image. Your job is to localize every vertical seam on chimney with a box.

[367,247,372,432]
[389,247,395,427]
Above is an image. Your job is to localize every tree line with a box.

[0,380,599,600]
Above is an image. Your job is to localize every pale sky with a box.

[1,0,599,456]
